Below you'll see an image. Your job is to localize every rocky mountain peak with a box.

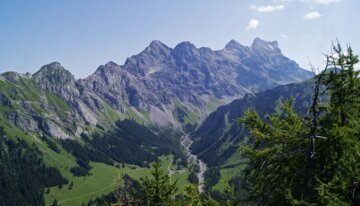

[33,62,79,101]
[94,61,120,74]
[123,41,173,76]
[223,39,251,57]
[173,41,197,52]
[172,41,199,61]
[145,40,171,55]
[33,62,75,83]
[224,39,243,50]
[149,40,168,48]
[251,37,280,53]
[104,61,119,68]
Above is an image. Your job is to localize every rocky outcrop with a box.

[40,120,71,139]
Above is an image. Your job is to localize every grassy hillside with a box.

[45,155,190,205]
[0,74,190,203]
[45,163,143,206]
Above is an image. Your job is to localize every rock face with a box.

[80,38,312,127]
[0,38,312,139]
[33,62,80,102]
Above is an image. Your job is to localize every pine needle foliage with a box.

[139,159,178,206]
[238,43,360,205]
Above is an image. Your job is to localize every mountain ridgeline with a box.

[0,38,311,140]
[0,38,313,205]
[82,38,311,128]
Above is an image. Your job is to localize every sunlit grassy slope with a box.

[45,155,190,206]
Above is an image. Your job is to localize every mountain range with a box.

[0,38,312,140]
[0,38,318,205]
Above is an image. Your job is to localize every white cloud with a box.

[245,19,260,31]
[303,11,322,20]
[273,0,341,4]
[280,34,289,39]
[311,0,341,4]
[250,5,285,12]
[273,0,294,2]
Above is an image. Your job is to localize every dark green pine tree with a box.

[139,159,178,206]
[238,43,360,205]
[315,43,360,205]
[239,100,310,205]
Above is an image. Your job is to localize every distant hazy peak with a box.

[104,61,119,67]
[173,41,199,58]
[146,40,171,51]
[174,41,197,49]
[224,39,243,50]
[251,37,280,52]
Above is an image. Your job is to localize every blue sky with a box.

[0,0,359,78]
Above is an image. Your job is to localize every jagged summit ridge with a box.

[78,38,312,127]
[5,38,312,131]
[251,37,280,52]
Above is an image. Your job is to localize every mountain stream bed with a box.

[180,134,207,192]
